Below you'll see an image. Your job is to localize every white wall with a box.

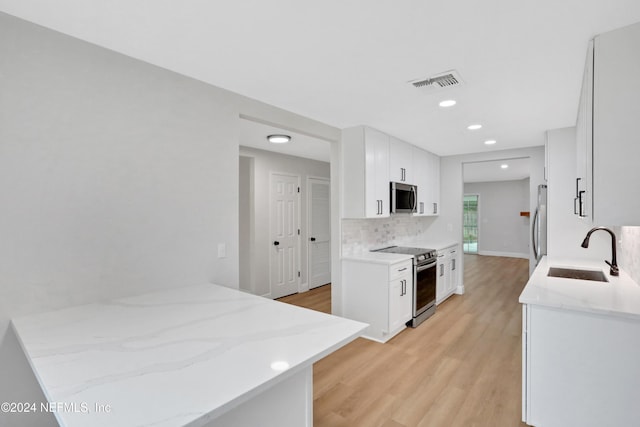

[0,13,339,427]
[239,156,254,294]
[421,146,546,277]
[464,179,530,258]
[239,147,330,297]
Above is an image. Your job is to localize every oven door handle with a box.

[416,261,437,272]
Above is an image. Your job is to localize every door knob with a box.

[310,237,316,242]
[273,241,280,246]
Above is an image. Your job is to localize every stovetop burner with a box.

[372,246,437,263]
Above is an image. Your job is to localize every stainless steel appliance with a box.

[390,182,417,214]
[532,184,548,264]
[371,246,437,327]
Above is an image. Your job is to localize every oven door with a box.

[414,259,437,316]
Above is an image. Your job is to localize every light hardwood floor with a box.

[278,254,529,427]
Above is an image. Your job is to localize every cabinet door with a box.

[592,23,640,225]
[412,147,429,215]
[436,253,448,303]
[388,277,405,333]
[427,152,440,215]
[400,274,413,323]
[389,274,412,333]
[448,248,458,294]
[575,41,593,219]
[364,127,390,217]
[389,137,414,184]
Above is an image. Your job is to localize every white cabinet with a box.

[342,258,413,343]
[575,23,640,225]
[342,126,390,218]
[389,137,414,184]
[448,246,458,295]
[426,151,440,215]
[342,125,440,218]
[412,146,440,216]
[522,304,640,426]
[436,244,459,304]
[575,40,593,219]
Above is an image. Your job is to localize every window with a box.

[463,195,479,254]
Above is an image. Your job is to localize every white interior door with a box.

[308,178,331,289]
[270,173,300,299]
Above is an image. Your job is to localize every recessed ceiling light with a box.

[439,100,456,108]
[501,164,509,169]
[267,134,291,144]
[270,361,290,371]
[484,140,497,145]
[467,124,482,130]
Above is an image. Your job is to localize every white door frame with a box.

[269,172,302,298]
[306,176,331,291]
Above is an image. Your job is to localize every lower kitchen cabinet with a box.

[436,244,459,304]
[522,304,640,426]
[342,258,413,343]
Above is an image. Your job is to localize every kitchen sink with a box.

[547,267,608,282]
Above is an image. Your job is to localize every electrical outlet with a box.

[217,243,226,259]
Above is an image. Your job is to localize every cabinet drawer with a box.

[390,261,412,281]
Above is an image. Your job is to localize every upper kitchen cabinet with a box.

[427,151,440,215]
[413,146,440,216]
[575,22,640,225]
[342,126,390,218]
[389,137,414,184]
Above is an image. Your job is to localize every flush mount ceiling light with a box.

[467,124,482,130]
[270,361,290,371]
[501,164,509,169]
[438,99,457,108]
[484,140,497,145]
[267,134,291,144]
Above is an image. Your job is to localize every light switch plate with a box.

[217,243,226,258]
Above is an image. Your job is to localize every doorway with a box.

[308,177,331,289]
[462,157,531,260]
[270,172,301,299]
[463,194,479,254]
[238,117,333,299]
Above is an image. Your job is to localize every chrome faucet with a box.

[581,227,619,276]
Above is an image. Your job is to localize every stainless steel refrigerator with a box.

[532,184,548,264]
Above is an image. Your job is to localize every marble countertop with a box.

[341,251,413,265]
[519,256,640,320]
[11,284,367,427]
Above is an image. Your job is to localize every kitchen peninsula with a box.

[11,284,367,427]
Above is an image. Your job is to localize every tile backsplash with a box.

[342,216,436,255]
[619,226,640,284]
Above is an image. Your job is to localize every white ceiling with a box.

[2,1,640,156]
[463,158,530,183]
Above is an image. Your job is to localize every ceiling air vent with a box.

[409,70,464,91]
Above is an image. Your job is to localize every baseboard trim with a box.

[477,250,529,259]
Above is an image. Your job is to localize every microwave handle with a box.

[411,186,417,212]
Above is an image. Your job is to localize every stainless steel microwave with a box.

[390,182,417,214]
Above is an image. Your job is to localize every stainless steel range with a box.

[372,246,438,327]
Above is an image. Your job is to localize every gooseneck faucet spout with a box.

[581,227,619,276]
